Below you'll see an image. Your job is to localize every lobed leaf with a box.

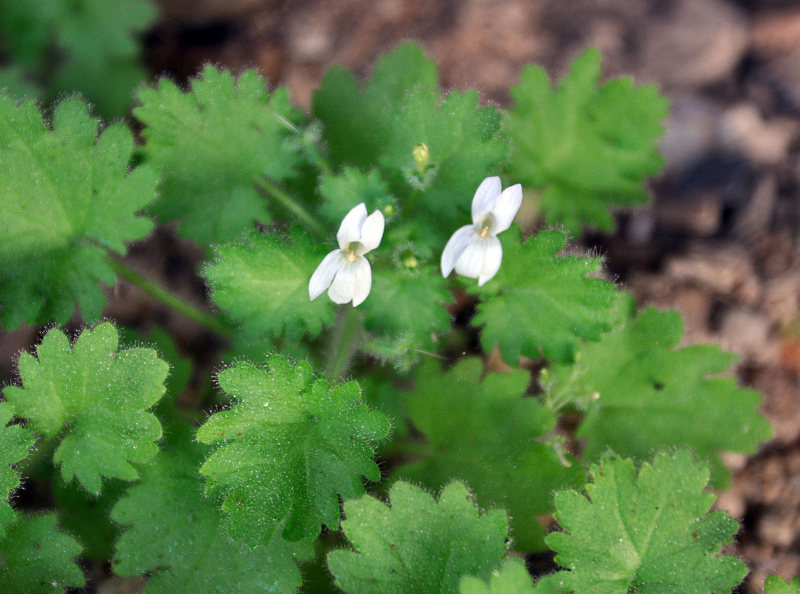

[544,450,746,593]
[764,576,800,594]
[136,65,305,247]
[395,358,585,551]
[545,306,773,487]
[204,227,334,343]
[197,355,390,544]
[0,402,35,538]
[4,323,169,494]
[506,48,668,233]
[0,94,158,328]
[471,226,618,364]
[328,481,510,594]
[112,426,312,592]
[0,513,85,593]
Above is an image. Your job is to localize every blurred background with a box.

[2,0,800,590]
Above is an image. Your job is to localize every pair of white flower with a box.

[309,176,522,306]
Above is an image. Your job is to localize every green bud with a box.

[412,142,430,175]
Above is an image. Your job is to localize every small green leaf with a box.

[0,402,35,538]
[0,94,158,328]
[328,481,510,594]
[545,450,746,593]
[112,426,312,592]
[197,355,390,544]
[395,359,585,551]
[136,66,305,246]
[460,558,535,594]
[507,48,668,233]
[0,513,85,593]
[4,323,169,494]
[764,576,800,594]
[204,227,334,342]
[546,306,772,487]
[471,227,618,364]
[319,167,395,226]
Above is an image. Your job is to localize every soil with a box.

[7,0,800,591]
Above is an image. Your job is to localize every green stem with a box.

[324,306,363,381]
[107,256,232,338]
[255,177,327,239]
[267,109,332,175]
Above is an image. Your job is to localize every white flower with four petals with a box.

[309,203,385,307]
[440,176,522,285]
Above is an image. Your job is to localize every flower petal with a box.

[441,225,475,278]
[471,176,501,223]
[309,250,343,300]
[455,236,490,279]
[478,235,502,286]
[350,257,372,306]
[327,261,356,304]
[337,203,368,249]
[490,183,522,233]
[357,210,385,255]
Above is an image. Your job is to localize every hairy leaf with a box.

[507,48,668,233]
[136,66,305,246]
[545,450,746,593]
[197,355,390,544]
[471,227,617,364]
[204,228,334,342]
[328,481,510,594]
[0,513,84,592]
[0,95,158,328]
[395,359,585,551]
[4,323,168,494]
[764,576,800,594]
[460,558,535,594]
[545,306,772,487]
[0,402,34,538]
[113,426,312,592]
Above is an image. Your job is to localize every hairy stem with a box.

[324,305,364,382]
[255,177,327,239]
[107,256,232,338]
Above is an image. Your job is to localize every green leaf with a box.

[313,42,507,233]
[0,402,35,538]
[0,95,158,329]
[0,513,85,592]
[506,48,668,233]
[4,323,169,494]
[545,450,746,593]
[394,359,585,551]
[318,167,395,227]
[197,355,390,543]
[50,0,157,117]
[460,558,535,594]
[136,66,305,246]
[112,426,312,592]
[204,227,334,343]
[471,227,618,364]
[545,306,772,487]
[328,481,510,594]
[764,576,800,594]
[364,265,452,354]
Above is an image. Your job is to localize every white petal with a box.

[337,203,368,249]
[454,236,490,279]
[357,210,385,255]
[350,257,372,306]
[490,184,522,233]
[309,250,343,300]
[441,225,475,277]
[478,235,502,286]
[327,262,356,304]
[471,176,501,223]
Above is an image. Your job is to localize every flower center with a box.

[345,241,362,262]
[479,225,490,238]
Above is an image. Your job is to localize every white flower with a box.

[309,203,385,306]
[441,176,522,286]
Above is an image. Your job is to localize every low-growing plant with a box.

[0,41,791,592]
